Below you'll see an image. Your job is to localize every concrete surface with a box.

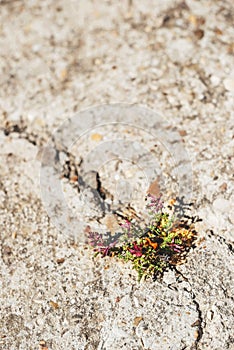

[0,1,234,349]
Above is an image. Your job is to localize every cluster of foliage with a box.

[86,194,197,281]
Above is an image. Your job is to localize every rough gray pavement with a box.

[0,1,234,350]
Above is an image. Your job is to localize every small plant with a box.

[86,194,198,281]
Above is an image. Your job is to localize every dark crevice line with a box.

[2,123,44,147]
[173,267,204,350]
[96,172,106,200]
[208,230,233,254]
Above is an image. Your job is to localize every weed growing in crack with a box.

[86,194,199,281]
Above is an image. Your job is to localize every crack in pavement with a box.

[1,120,48,147]
[208,230,234,255]
[1,123,111,224]
[173,267,204,350]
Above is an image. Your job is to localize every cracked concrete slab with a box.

[0,0,234,349]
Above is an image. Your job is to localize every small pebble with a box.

[224,77,234,92]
